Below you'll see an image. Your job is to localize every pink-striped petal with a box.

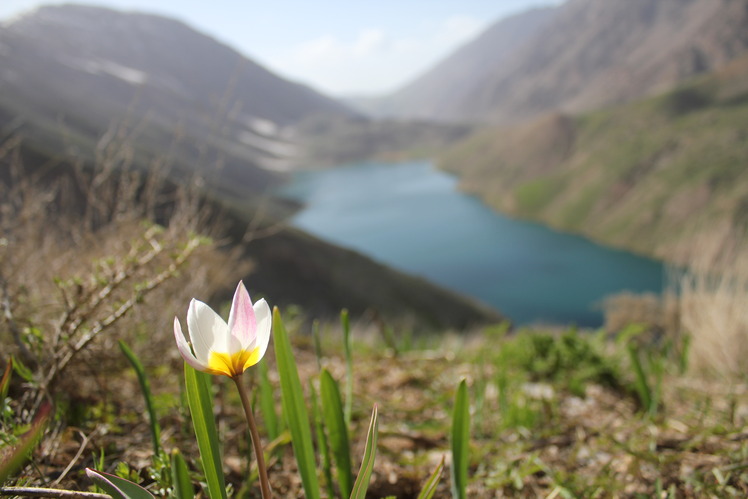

[174,317,209,372]
[227,281,256,347]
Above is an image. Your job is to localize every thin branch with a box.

[40,235,201,396]
[0,487,110,498]
[51,429,98,487]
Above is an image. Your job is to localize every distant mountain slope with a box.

[367,0,748,124]
[439,54,748,263]
[348,6,555,121]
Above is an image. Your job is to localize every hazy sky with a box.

[1,0,561,96]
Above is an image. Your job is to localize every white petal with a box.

[252,299,272,361]
[187,299,230,362]
[174,317,209,372]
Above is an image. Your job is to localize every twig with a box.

[0,487,109,498]
[51,429,98,486]
[0,275,34,364]
[39,235,201,400]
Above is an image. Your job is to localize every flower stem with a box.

[232,375,272,498]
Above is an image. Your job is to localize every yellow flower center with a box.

[207,347,261,377]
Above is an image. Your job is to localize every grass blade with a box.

[349,404,378,499]
[341,309,353,427]
[320,368,353,497]
[312,319,323,371]
[86,468,155,498]
[170,449,194,499]
[627,344,654,415]
[119,341,161,457]
[0,358,12,400]
[310,380,336,499]
[0,358,12,420]
[257,358,279,442]
[416,455,445,499]
[450,379,469,499]
[184,364,227,499]
[273,307,321,499]
[0,402,51,484]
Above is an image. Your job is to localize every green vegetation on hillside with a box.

[439,56,748,264]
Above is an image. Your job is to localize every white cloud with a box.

[270,15,486,96]
[294,28,386,66]
[439,15,486,45]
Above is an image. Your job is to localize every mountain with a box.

[348,6,555,121]
[0,4,355,183]
[438,54,748,264]
[362,0,748,124]
[0,4,502,329]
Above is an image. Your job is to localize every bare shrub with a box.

[0,133,252,413]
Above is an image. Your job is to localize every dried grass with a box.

[672,237,748,378]
[605,234,748,379]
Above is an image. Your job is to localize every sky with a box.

[0,0,562,97]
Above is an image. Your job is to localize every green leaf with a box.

[450,379,470,499]
[417,455,445,499]
[341,309,353,427]
[170,448,194,499]
[320,369,353,497]
[349,404,378,499]
[0,358,12,401]
[119,341,161,457]
[273,307,321,499]
[184,365,227,499]
[85,468,155,498]
[0,358,12,418]
[0,402,51,483]
[10,355,34,384]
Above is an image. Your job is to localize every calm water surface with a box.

[279,161,664,326]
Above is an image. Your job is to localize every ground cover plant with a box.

[1,137,747,497]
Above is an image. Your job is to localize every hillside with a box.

[438,55,748,264]
[291,114,474,167]
[363,0,748,124]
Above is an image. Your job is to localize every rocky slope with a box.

[362,0,748,124]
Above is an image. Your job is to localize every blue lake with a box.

[278,161,665,327]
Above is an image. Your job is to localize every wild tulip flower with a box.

[174,281,271,378]
[175,281,273,498]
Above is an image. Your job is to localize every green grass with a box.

[514,178,558,214]
[3,311,747,497]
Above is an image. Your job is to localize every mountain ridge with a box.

[359,0,748,124]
